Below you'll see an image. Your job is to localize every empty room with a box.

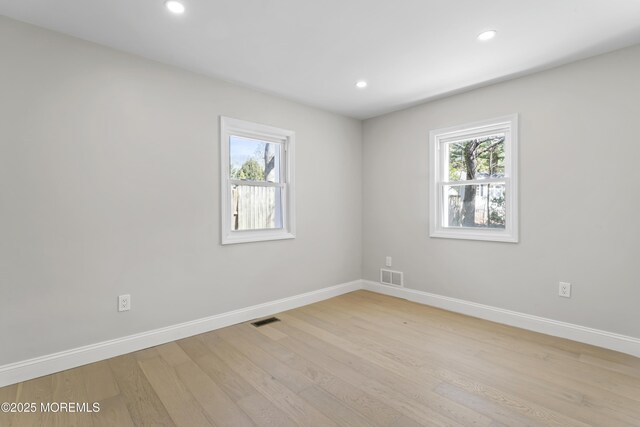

[1,1,640,426]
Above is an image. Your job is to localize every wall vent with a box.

[380,269,403,287]
[251,317,280,327]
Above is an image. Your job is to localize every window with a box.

[220,117,295,244]
[429,114,518,242]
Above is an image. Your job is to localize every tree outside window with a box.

[429,115,518,243]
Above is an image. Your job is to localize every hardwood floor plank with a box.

[155,342,192,367]
[108,354,176,427]
[255,324,288,341]
[216,326,315,393]
[338,293,640,408]
[578,353,640,380]
[326,297,597,426]
[0,383,17,427]
[50,368,94,427]
[433,382,532,427]
[11,376,54,427]
[137,356,214,426]
[174,359,255,426]
[298,386,376,427]
[80,360,120,403]
[92,395,134,427]
[179,338,258,401]
[298,305,513,426]
[310,296,636,426]
[280,305,608,427]
[281,309,504,426]
[3,290,639,426]
[430,355,592,427]
[271,320,463,426]
[276,311,441,390]
[234,323,409,427]
[344,292,581,362]
[133,347,160,362]
[201,331,339,427]
[235,392,298,426]
[476,349,640,426]
[176,337,211,360]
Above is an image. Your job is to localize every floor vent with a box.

[380,269,404,287]
[251,317,280,327]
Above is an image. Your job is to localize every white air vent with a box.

[380,269,403,287]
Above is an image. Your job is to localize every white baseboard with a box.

[363,280,640,358]
[3,279,638,388]
[0,280,362,388]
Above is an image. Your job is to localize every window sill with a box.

[221,230,296,245]
[430,228,518,243]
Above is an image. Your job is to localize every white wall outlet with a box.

[559,282,571,298]
[118,294,131,312]
[385,256,392,267]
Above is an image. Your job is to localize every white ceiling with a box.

[2,0,640,119]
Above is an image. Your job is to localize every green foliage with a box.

[446,135,506,227]
[448,136,505,181]
[232,158,265,180]
[489,195,506,226]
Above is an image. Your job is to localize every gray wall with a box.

[0,17,362,365]
[362,44,640,338]
[3,14,639,367]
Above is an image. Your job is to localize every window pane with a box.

[229,135,281,183]
[444,183,506,228]
[446,133,505,181]
[231,185,283,230]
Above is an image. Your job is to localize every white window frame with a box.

[429,114,519,243]
[220,116,295,245]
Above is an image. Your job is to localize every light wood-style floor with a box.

[2,291,640,426]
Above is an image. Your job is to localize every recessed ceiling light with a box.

[356,81,368,89]
[477,30,497,41]
[165,0,185,14]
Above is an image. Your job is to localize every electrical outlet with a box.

[118,294,131,312]
[385,256,392,267]
[559,282,571,298]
